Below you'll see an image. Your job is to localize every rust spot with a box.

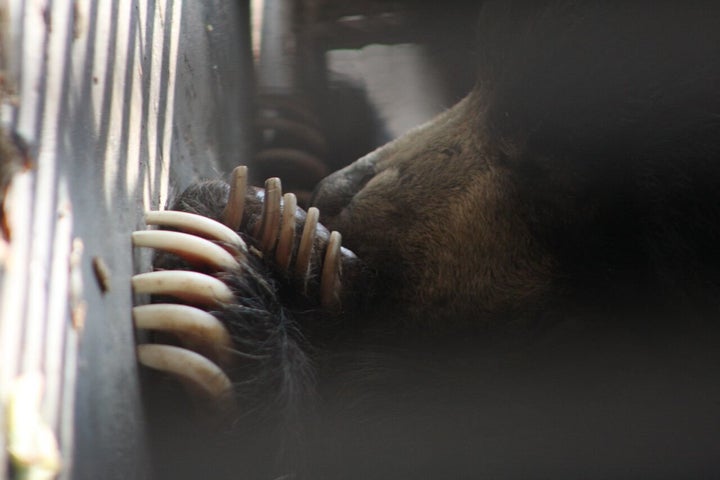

[0,200,11,242]
[71,300,87,331]
[0,130,30,245]
[92,256,111,293]
[72,1,83,40]
[69,238,86,331]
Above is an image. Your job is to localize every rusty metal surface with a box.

[0,1,253,479]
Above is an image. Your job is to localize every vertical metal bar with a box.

[257,0,298,95]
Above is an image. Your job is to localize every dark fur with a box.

[314,1,720,326]
[151,3,720,478]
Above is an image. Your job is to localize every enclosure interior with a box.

[0,1,481,479]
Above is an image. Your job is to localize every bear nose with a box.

[311,151,379,218]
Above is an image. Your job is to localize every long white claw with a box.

[144,210,246,255]
[321,231,342,310]
[137,344,235,406]
[133,304,234,366]
[132,271,235,306]
[295,207,319,285]
[258,177,282,253]
[223,166,247,231]
[276,192,297,271]
[132,230,240,270]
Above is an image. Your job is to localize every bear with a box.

[142,2,720,479]
[312,1,720,330]
[302,4,720,478]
